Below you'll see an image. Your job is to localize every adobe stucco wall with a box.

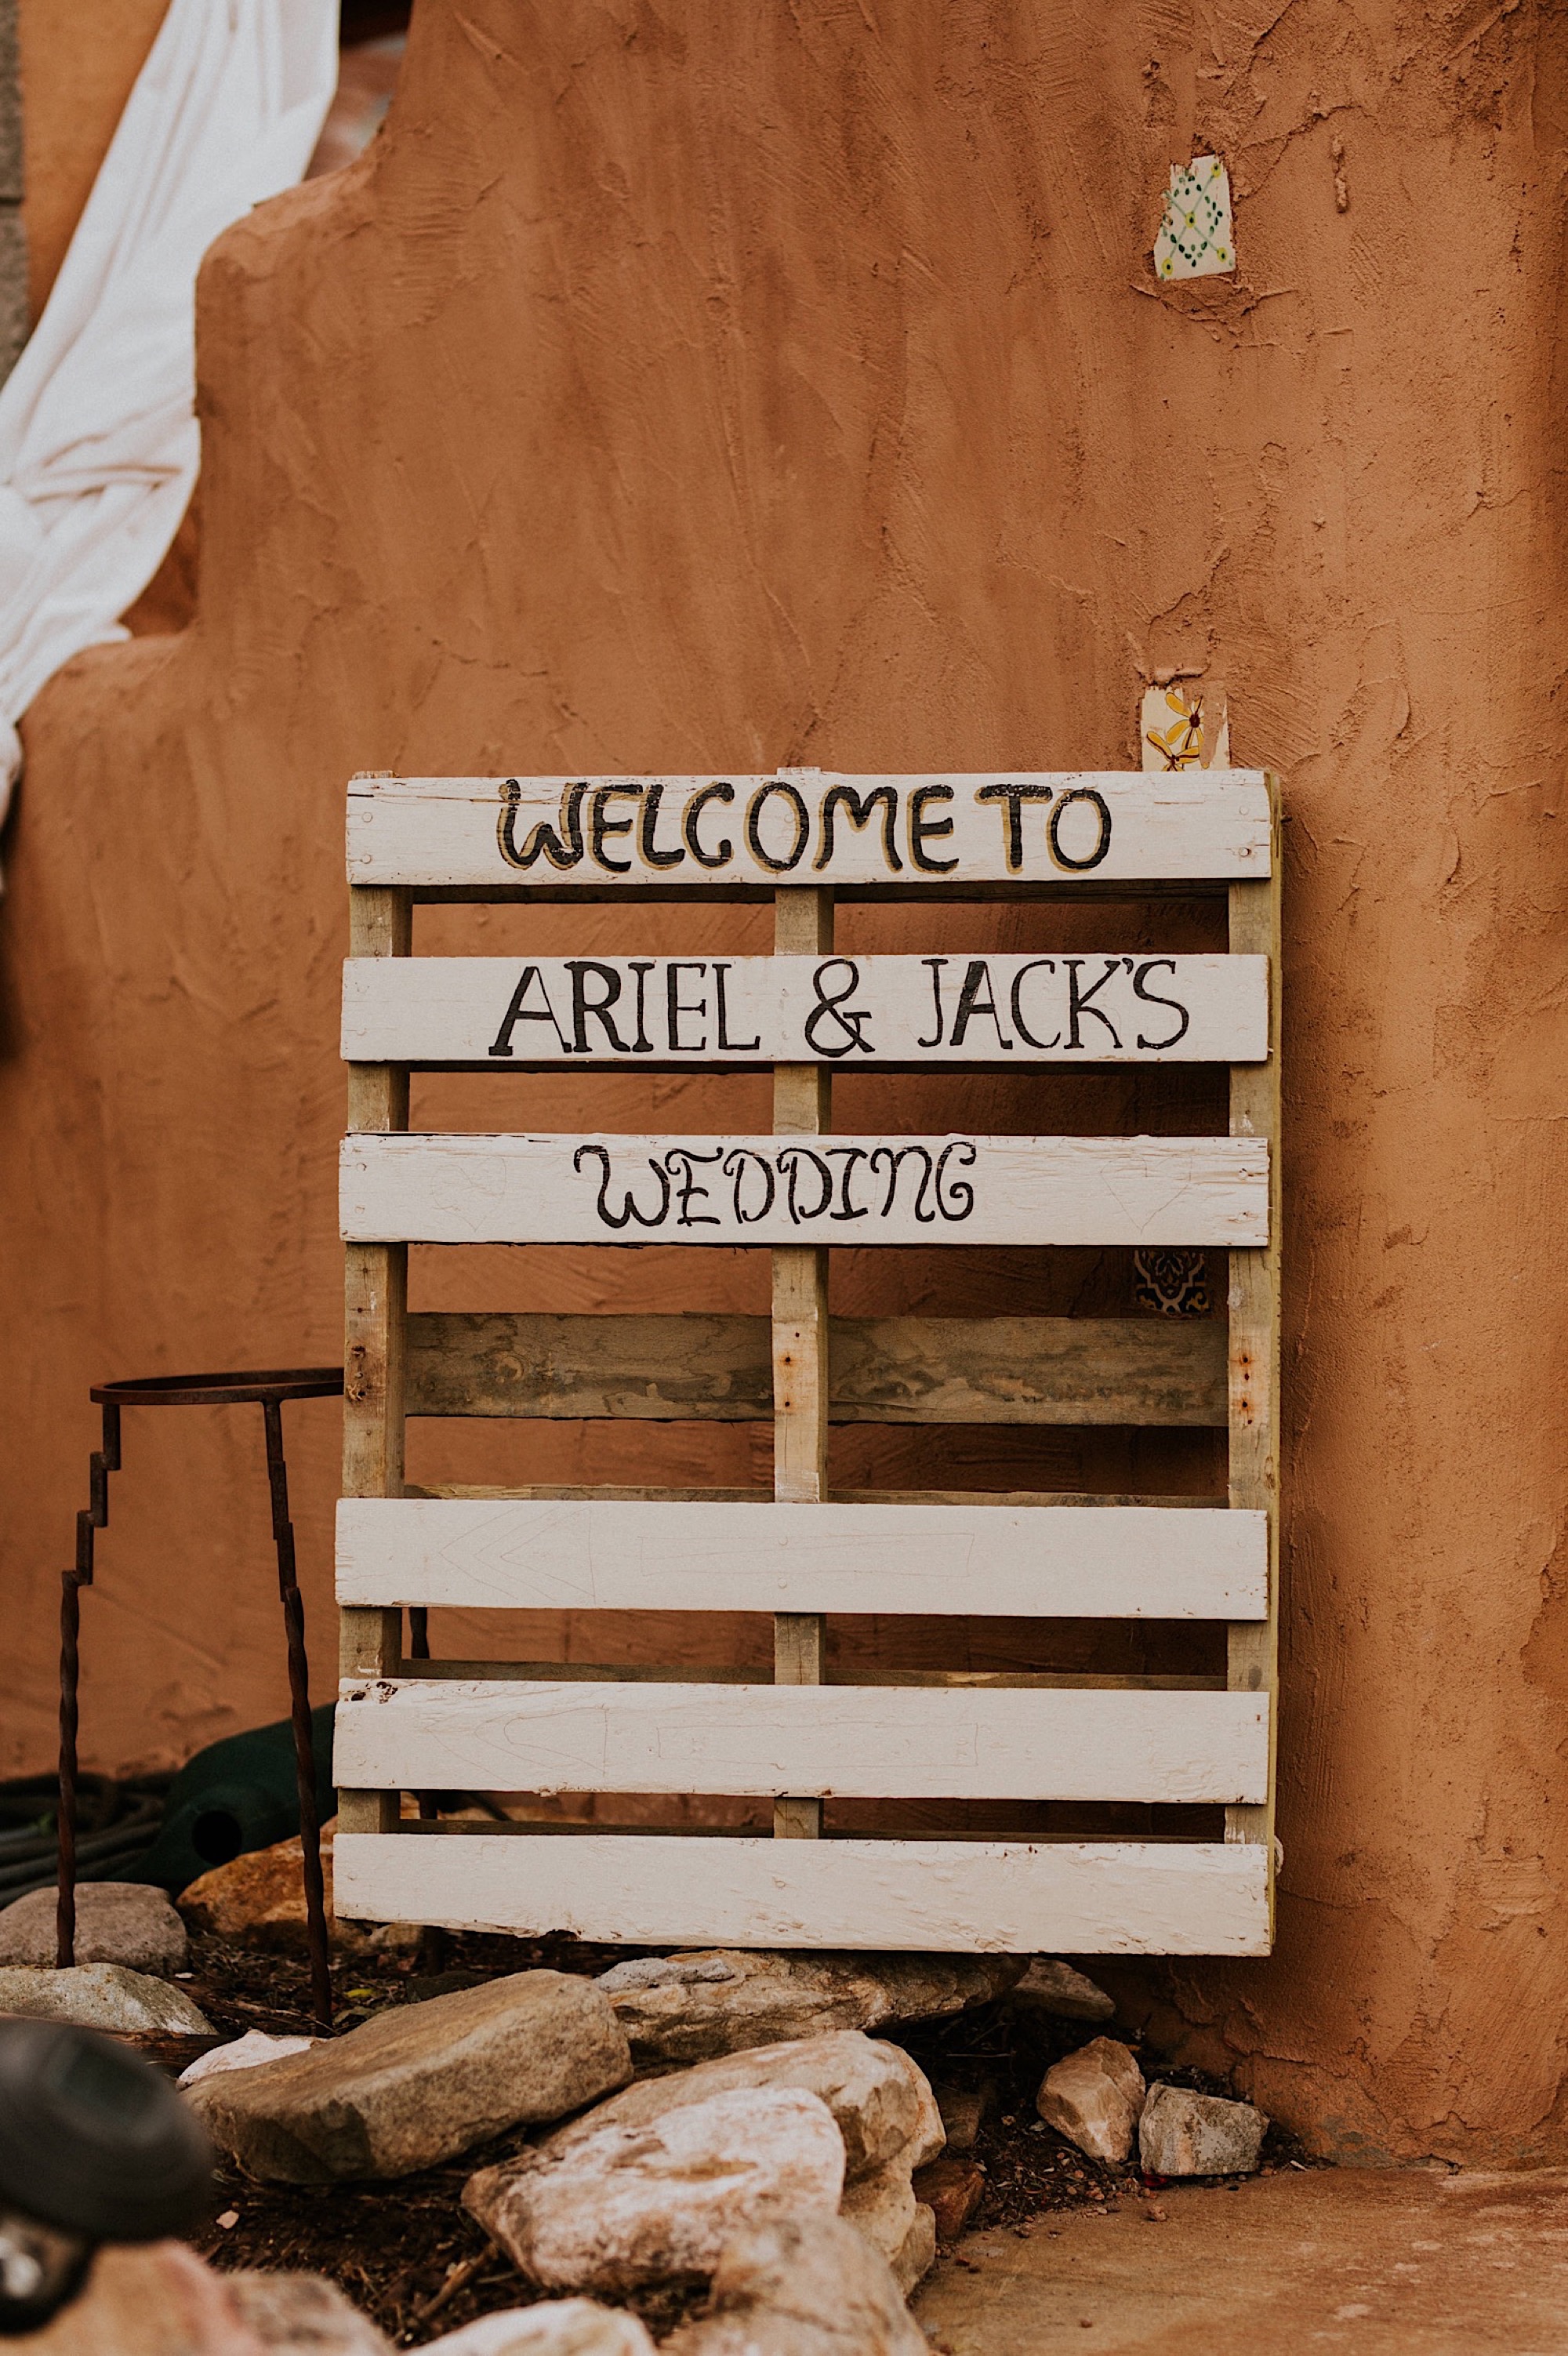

[3,0,1567,2164]
[17,0,167,316]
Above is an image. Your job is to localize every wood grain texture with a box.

[332,1831,1273,1953]
[345,770,1272,889]
[334,1677,1269,1801]
[335,1496,1268,1618]
[340,1132,1269,1248]
[1225,777,1283,1911]
[339,884,411,1836]
[340,952,1268,1066]
[401,1311,1229,1425]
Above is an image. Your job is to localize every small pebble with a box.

[216,2211,239,2231]
[1145,2202,1167,2223]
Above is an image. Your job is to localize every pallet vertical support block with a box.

[335,766,1283,1952]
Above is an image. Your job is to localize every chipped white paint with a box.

[332,1832,1273,1954]
[339,1132,1269,1249]
[334,1678,1269,1803]
[342,952,1268,1068]
[345,769,1271,888]
[335,1496,1269,1620]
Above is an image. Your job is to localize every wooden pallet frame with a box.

[336,771,1280,1952]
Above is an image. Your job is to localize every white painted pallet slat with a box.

[334,1678,1269,1802]
[342,952,1268,1067]
[345,770,1272,889]
[332,1831,1272,1953]
[336,1496,1268,1619]
[339,1132,1269,1249]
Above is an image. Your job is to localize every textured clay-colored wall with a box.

[4,0,1568,2165]
[17,0,167,315]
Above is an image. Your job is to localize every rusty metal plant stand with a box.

[57,1367,344,2029]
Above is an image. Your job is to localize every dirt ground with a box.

[174,1931,1312,2347]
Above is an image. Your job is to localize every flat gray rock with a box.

[188,1969,630,2184]
[466,2084,846,2295]
[0,1962,212,2035]
[1138,2081,1267,2176]
[0,1882,188,1975]
[597,1950,1024,2065]
[662,2215,930,2355]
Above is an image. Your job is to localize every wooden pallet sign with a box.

[336,766,1282,1956]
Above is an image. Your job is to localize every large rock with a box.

[662,2216,930,2356]
[596,1951,1024,2065]
[1138,2081,1268,2177]
[189,1970,630,2183]
[0,1883,187,1975]
[177,1827,369,1957]
[495,2031,942,2291]
[14,2244,390,2355]
[1036,2036,1145,2165]
[466,2085,845,2294]
[227,2272,391,2351]
[426,2305,656,2354]
[1011,1958,1116,2024]
[0,1962,212,2036]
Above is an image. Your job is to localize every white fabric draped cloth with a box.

[0,0,337,815]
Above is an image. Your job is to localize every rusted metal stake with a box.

[57,1402,120,1969]
[263,1399,332,2032]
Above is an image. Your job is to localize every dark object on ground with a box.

[0,1777,163,1907]
[56,1367,343,2032]
[132,1708,336,1894]
[0,2019,214,2333]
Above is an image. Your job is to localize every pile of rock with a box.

[1033,2013,1269,2177]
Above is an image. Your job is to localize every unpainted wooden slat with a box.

[340,884,412,1836]
[402,1311,1227,1426]
[1225,777,1283,1920]
[332,1829,1272,1953]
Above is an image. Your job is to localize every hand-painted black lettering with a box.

[666,961,710,1051]
[627,961,655,1054]
[976,782,1054,871]
[638,780,687,869]
[779,1145,833,1223]
[662,1147,724,1227]
[803,958,874,1058]
[1064,957,1124,1051]
[497,778,587,870]
[1046,786,1112,872]
[950,958,1013,1051]
[934,1138,977,1221]
[723,1147,776,1223]
[683,782,735,869]
[909,783,959,873]
[1008,958,1062,1051]
[916,957,949,1049]
[746,781,810,873]
[869,1143,935,1223]
[713,962,761,1052]
[825,1145,872,1220]
[814,782,903,873]
[572,1143,671,1229]
[566,960,632,1054]
[1132,957,1192,1051]
[487,964,572,1056]
[589,783,641,873]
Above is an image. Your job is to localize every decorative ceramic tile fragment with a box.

[1141,681,1230,771]
[1154,155,1236,281]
